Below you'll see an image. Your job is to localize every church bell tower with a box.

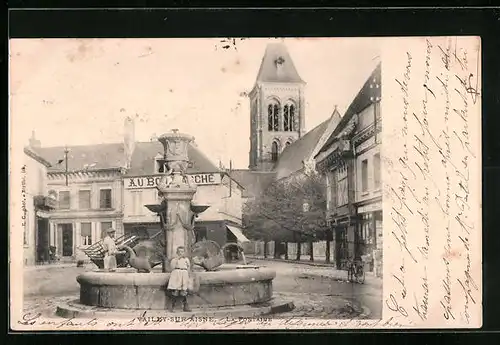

[248,42,306,171]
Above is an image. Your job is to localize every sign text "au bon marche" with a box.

[125,173,222,189]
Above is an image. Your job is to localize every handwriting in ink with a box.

[452,40,467,71]
[458,234,479,324]
[456,73,480,105]
[391,230,418,264]
[412,112,443,155]
[392,263,408,299]
[413,268,429,321]
[441,256,455,320]
[437,44,451,71]
[386,294,409,317]
[391,184,415,216]
[417,207,430,260]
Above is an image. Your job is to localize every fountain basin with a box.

[77,266,276,310]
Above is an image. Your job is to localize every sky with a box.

[10,38,380,169]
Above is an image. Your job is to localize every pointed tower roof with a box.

[255,43,304,84]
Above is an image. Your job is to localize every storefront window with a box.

[361,213,375,245]
[81,222,92,245]
[356,213,376,260]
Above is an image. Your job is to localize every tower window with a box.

[283,104,296,131]
[268,103,280,131]
[271,141,279,162]
[284,105,290,131]
[288,104,295,131]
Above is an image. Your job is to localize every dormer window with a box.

[275,56,285,66]
[155,153,167,173]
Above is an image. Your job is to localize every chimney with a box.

[124,116,135,169]
[29,130,41,149]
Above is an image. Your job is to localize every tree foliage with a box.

[243,171,328,242]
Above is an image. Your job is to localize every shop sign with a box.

[357,201,382,214]
[125,173,222,189]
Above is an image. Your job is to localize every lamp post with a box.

[325,218,332,264]
[302,202,315,262]
[308,223,315,262]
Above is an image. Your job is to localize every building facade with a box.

[46,168,124,262]
[34,139,129,263]
[248,43,306,172]
[352,98,382,276]
[315,63,382,276]
[22,146,55,266]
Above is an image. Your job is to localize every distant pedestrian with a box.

[102,228,124,271]
[167,246,192,312]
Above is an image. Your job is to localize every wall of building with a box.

[47,171,123,261]
[196,175,243,224]
[23,153,49,266]
[355,142,381,203]
[123,186,159,224]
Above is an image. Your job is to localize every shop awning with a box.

[226,225,250,244]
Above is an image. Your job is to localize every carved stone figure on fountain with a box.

[192,240,224,271]
[118,244,153,273]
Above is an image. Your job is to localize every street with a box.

[22,260,382,319]
[254,260,382,319]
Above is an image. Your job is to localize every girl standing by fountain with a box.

[167,246,192,312]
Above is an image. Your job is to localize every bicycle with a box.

[347,259,365,284]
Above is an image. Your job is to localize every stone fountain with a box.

[56,130,293,318]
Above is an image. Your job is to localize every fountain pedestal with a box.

[156,130,197,270]
[161,187,196,270]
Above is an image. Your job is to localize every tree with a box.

[243,171,328,260]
